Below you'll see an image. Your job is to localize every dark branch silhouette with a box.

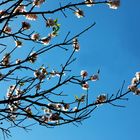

[0,0,139,139]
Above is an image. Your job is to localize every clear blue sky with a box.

[1,0,140,140]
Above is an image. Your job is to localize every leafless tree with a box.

[0,0,139,139]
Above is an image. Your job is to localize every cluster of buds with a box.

[34,67,48,80]
[29,52,38,63]
[25,14,38,20]
[85,0,94,7]
[107,0,120,9]
[73,38,80,51]
[74,9,84,18]
[22,21,31,30]
[128,72,140,95]
[2,53,11,66]
[95,94,107,104]
[33,0,45,7]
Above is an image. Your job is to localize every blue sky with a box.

[1,0,140,140]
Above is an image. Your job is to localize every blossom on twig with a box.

[85,0,94,7]
[75,9,84,18]
[107,0,120,9]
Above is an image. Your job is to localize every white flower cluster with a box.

[31,33,40,41]
[33,0,45,7]
[73,38,80,51]
[22,21,31,30]
[34,67,48,80]
[34,67,65,81]
[14,4,25,13]
[47,103,70,112]
[74,0,120,18]
[49,70,64,77]
[46,18,56,27]
[41,35,52,45]
[4,25,11,33]
[2,53,11,66]
[41,113,60,123]
[25,14,38,20]
[15,40,22,48]
[25,107,32,118]
[80,70,99,90]
[6,85,24,120]
[128,72,140,95]
[108,0,120,9]
[7,85,24,99]
[13,3,38,20]
[29,52,38,63]
[0,10,8,18]
[40,103,70,123]
[85,0,94,7]
[74,9,84,18]
[95,94,107,104]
